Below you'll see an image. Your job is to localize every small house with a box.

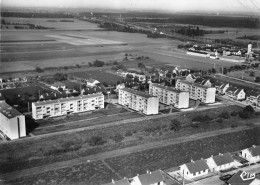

[179,159,210,179]
[227,171,260,185]
[241,145,260,163]
[186,74,200,83]
[225,87,245,100]
[246,91,260,107]
[130,170,165,185]
[206,153,235,172]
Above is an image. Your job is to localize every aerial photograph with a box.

[0,0,260,184]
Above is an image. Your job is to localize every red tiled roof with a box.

[248,145,260,157]
[185,159,209,174]
[212,153,234,166]
[138,170,164,185]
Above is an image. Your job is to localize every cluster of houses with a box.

[0,77,27,89]
[103,145,260,185]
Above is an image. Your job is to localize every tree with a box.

[88,62,93,67]
[93,60,104,67]
[211,68,216,74]
[138,62,145,69]
[36,67,44,73]
[243,105,255,114]
[88,136,106,146]
[169,119,181,132]
[54,73,67,81]
[255,76,260,83]
[249,71,255,77]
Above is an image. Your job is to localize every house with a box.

[225,87,245,100]
[32,93,104,120]
[0,100,26,140]
[86,79,100,87]
[218,83,230,95]
[176,79,216,103]
[227,171,260,185]
[179,159,210,179]
[186,74,200,83]
[149,83,189,109]
[130,170,165,185]
[241,145,260,163]
[103,178,131,185]
[118,88,159,115]
[245,91,260,107]
[50,82,66,91]
[206,153,235,172]
[195,78,212,87]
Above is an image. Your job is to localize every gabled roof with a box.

[219,83,229,89]
[214,81,223,87]
[228,171,256,185]
[52,82,65,87]
[212,153,234,166]
[226,86,238,93]
[201,79,210,86]
[184,159,209,174]
[137,170,164,185]
[247,91,260,98]
[103,179,130,185]
[248,145,260,157]
[194,77,204,83]
[235,89,244,95]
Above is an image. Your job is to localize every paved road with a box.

[0,125,252,181]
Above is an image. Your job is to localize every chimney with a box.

[191,159,194,163]
[112,179,115,184]
[253,145,256,148]
[219,153,223,156]
[147,170,150,174]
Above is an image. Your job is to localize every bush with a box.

[243,105,255,114]
[216,118,224,123]
[112,133,124,142]
[231,124,238,128]
[144,125,161,133]
[36,67,44,73]
[192,115,212,123]
[254,112,260,116]
[125,131,133,137]
[231,111,238,116]
[191,122,199,128]
[54,73,67,81]
[239,111,250,119]
[219,112,230,119]
[169,119,181,131]
[88,136,106,146]
[93,60,105,67]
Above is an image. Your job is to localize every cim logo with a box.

[240,171,255,181]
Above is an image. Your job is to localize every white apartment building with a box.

[118,88,159,115]
[176,79,216,103]
[32,93,104,120]
[0,101,26,140]
[149,83,189,109]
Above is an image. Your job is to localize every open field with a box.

[2,18,100,30]
[3,126,260,185]
[226,69,260,83]
[6,160,119,185]
[0,104,251,174]
[73,70,123,85]
[105,128,260,178]
[1,25,247,73]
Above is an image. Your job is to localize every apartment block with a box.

[0,101,26,140]
[118,88,159,115]
[176,79,216,103]
[149,83,189,108]
[32,93,104,120]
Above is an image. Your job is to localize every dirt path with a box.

[1,125,252,181]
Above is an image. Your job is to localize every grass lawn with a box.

[104,128,260,178]
[226,70,260,83]
[6,160,119,185]
[73,70,123,85]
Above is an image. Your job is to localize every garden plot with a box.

[46,34,125,46]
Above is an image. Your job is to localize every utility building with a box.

[32,93,104,120]
[0,100,26,140]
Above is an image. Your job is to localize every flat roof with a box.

[120,88,154,99]
[33,93,103,106]
[151,83,183,93]
[0,101,23,119]
[177,79,212,89]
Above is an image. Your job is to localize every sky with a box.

[2,0,260,13]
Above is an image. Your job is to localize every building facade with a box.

[176,79,216,103]
[241,145,260,163]
[149,83,189,108]
[118,88,159,115]
[179,159,210,179]
[32,93,104,120]
[225,87,245,100]
[0,101,26,140]
[206,153,235,172]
